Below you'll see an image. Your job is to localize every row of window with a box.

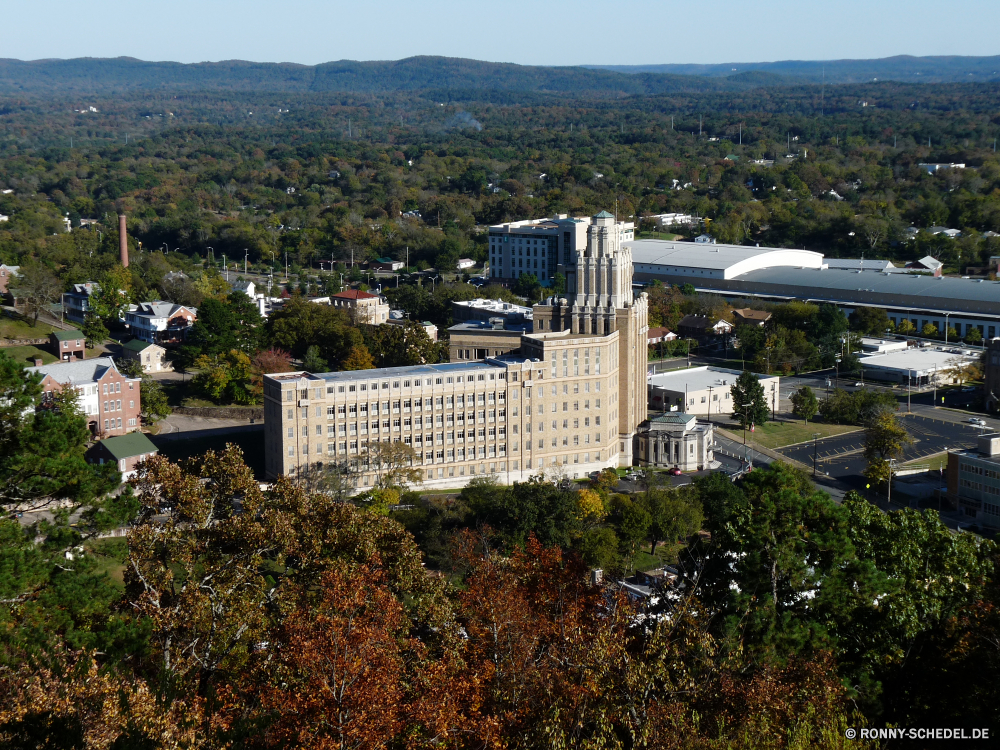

[104,399,133,412]
[290,442,508,461]
[103,381,130,394]
[292,425,505,441]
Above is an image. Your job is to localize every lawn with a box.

[83,537,129,587]
[0,315,56,339]
[1,344,58,365]
[718,418,860,450]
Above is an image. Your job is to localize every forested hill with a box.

[0,56,758,95]
[589,54,1000,84]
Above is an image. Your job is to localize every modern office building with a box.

[947,433,1000,529]
[487,213,633,285]
[264,210,649,489]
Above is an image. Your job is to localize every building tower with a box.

[533,210,649,465]
[118,214,129,268]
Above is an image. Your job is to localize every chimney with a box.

[33,358,43,367]
[118,214,129,268]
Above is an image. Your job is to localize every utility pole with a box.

[887,459,896,507]
[706,386,714,424]
[907,371,912,413]
[223,254,228,282]
[813,433,820,476]
[244,249,248,275]
[771,383,776,421]
[284,251,288,280]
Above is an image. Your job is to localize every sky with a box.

[2,0,1000,67]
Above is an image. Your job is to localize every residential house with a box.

[694,234,716,244]
[50,329,86,361]
[26,357,141,437]
[121,338,168,373]
[231,279,256,298]
[86,432,159,481]
[926,227,961,239]
[732,308,772,327]
[125,301,197,344]
[456,258,476,270]
[647,326,677,345]
[64,282,100,324]
[0,264,19,295]
[677,314,732,338]
[329,289,390,324]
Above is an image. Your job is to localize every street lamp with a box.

[812,432,820,476]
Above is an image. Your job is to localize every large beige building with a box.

[264,211,649,488]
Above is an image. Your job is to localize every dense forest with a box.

[2,75,1000,747]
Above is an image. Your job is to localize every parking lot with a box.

[778,413,979,488]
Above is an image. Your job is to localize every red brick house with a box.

[50,329,86,361]
[27,356,141,438]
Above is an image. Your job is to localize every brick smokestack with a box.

[118,214,129,268]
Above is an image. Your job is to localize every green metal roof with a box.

[650,412,697,425]
[122,338,153,353]
[52,329,84,341]
[593,210,614,219]
[97,432,159,461]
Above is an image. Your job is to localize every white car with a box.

[968,418,986,426]
[853,382,864,387]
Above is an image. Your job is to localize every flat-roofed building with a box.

[648,366,780,418]
[449,318,528,362]
[265,210,649,488]
[859,347,979,385]
[947,433,1000,529]
[488,213,633,285]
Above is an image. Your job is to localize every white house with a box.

[125,301,197,344]
[456,258,476,270]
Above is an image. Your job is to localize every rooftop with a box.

[860,347,979,374]
[97,432,159,461]
[122,338,155,353]
[27,356,129,385]
[52,329,84,341]
[648,366,777,392]
[266,361,509,385]
[649,412,697,425]
[726,266,1000,312]
[627,239,824,278]
[333,289,379,301]
[130,301,197,317]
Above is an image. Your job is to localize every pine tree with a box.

[730,368,769,428]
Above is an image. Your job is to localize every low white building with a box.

[860,347,980,385]
[456,258,476,270]
[636,413,714,471]
[860,338,909,354]
[648,366,780,418]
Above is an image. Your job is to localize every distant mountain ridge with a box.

[0,54,995,95]
[586,55,1000,84]
[0,56,747,95]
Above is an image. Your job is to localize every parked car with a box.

[853,382,864,387]
[667,467,683,476]
[968,417,986,426]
